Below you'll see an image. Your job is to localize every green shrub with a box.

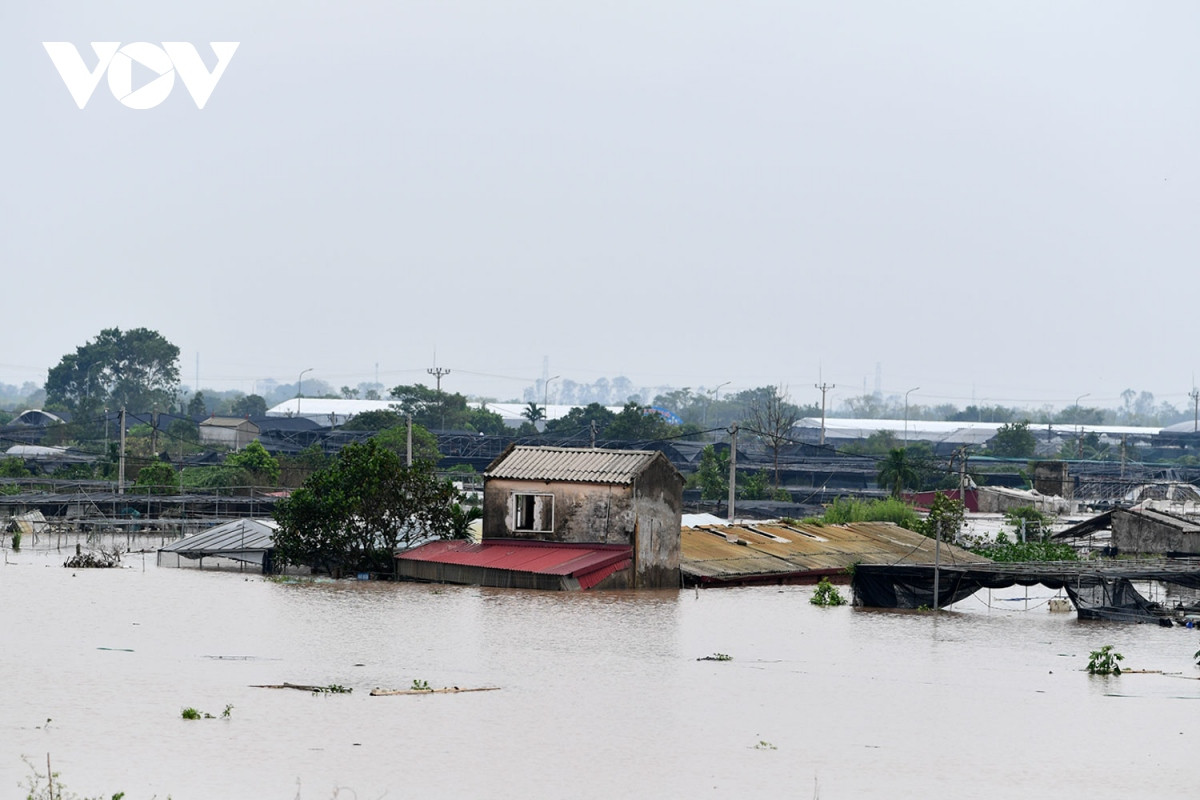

[810,577,847,607]
[1087,645,1123,675]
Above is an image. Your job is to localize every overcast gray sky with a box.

[3,2,1198,411]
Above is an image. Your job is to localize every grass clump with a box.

[410,679,431,691]
[817,496,921,531]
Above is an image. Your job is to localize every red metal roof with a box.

[398,539,631,579]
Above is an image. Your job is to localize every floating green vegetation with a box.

[182,704,233,720]
[753,740,777,751]
[313,684,352,695]
[696,653,732,662]
[410,679,431,691]
[1087,645,1124,675]
[809,577,847,607]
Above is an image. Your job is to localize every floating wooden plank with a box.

[369,686,500,696]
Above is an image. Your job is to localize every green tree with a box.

[45,328,181,417]
[342,410,403,431]
[522,402,545,424]
[543,403,616,437]
[387,384,506,433]
[988,421,1037,458]
[187,391,207,418]
[690,445,729,501]
[740,470,770,500]
[373,422,441,464]
[278,443,329,487]
[448,503,483,540]
[168,417,200,443]
[877,448,920,497]
[273,439,461,575]
[133,461,179,494]
[920,492,965,540]
[0,457,31,478]
[230,393,268,418]
[606,403,676,441]
[225,441,280,485]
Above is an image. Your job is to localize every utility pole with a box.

[428,364,451,430]
[1191,387,1199,433]
[957,446,969,506]
[118,408,126,495]
[933,519,941,611]
[590,420,598,448]
[406,414,413,467]
[427,365,450,393]
[727,424,738,522]
[815,383,835,446]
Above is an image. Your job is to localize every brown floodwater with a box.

[2,541,1198,798]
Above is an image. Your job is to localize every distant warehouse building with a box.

[398,445,684,589]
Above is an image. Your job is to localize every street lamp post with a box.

[297,368,313,417]
[904,386,920,444]
[703,381,731,430]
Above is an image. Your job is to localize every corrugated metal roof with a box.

[484,445,660,485]
[681,521,988,584]
[158,518,278,555]
[398,539,631,577]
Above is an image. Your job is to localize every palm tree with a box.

[877,448,919,497]
[522,402,545,424]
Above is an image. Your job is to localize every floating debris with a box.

[250,682,352,694]
[369,686,500,696]
[64,546,122,569]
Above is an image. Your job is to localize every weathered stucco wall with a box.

[1111,510,1200,556]
[481,453,683,588]
[483,478,637,543]
[630,456,683,589]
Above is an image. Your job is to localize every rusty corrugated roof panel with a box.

[484,445,660,485]
[398,539,632,577]
[681,521,988,585]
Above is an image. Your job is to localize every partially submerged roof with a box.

[484,445,666,485]
[681,520,988,586]
[1056,507,1200,539]
[397,539,632,590]
[158,518,278,557]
